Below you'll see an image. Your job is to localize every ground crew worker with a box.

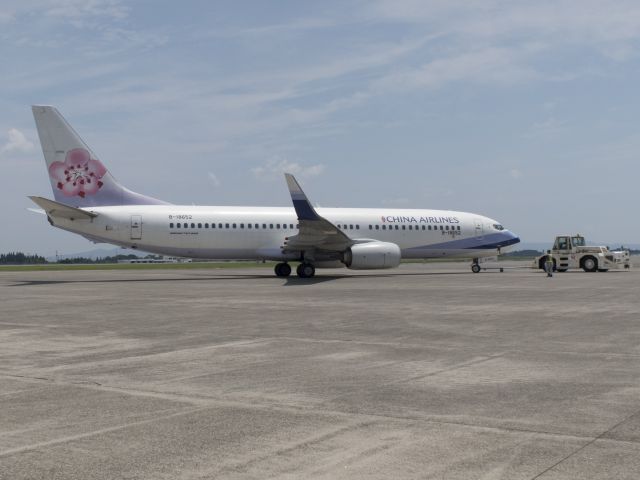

[544,250,554,277]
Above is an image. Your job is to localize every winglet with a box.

[285,173,321,221]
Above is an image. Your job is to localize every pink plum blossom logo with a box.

[48,148,107,198]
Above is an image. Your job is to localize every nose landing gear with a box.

[471,258,481,273]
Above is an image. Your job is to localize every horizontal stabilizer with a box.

[28,196,97,220]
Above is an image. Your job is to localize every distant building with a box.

[117,256,192,264]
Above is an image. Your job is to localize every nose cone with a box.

[500,230,520,251]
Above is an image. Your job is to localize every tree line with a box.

[0,252,160,265]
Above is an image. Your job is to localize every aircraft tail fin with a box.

[32,106,169,207]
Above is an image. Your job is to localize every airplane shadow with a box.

[8,270,476,288]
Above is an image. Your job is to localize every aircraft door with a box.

[130,215,142,240]
[474,218,484,240]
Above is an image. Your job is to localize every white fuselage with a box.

[49,205,520,264]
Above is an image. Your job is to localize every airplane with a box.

[28,106,520,278]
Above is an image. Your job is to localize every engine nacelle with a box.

[343,241,401,270]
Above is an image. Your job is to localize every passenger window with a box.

[276,224,280,229]
[382,225,386,230]
[290,224,294,229]
[198,223,202,228]
[205,223,209,228]
[369,225,372,230]
[190,223,195,228]
[269,224,274,229]
[349,224,353,229]
[283,224,287,229]
[402,225,406,230]
[263,224,267,229]
[375,225,379,230]
[408,225,412,230]
[422,225,425,230]
[219,223,223,229]
[176,223,180,228]
[457,226,461,231]
[395,225,399,230]
[440,226,444,230]
[248,224,252,229]
[445,226,449,231]
[356,225,360,230]
[183,223,188,228]
[232,223,236,228]
[225,223,229,228]
[255,224,259,229]
[170,223,174,228]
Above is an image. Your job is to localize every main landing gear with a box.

[274,262,291,277]
[296,263,316,278]
[273,262,316,278]
[274,262,316,278]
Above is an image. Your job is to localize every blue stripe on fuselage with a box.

[406,232,520,252]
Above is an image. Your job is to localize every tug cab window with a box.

[554,236,570,251]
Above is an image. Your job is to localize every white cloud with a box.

[372,46,537,93]
[45,0,129,21]
[251,157,325,180]
[1,128,35,154]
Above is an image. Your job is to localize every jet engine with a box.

[343,241,401,270]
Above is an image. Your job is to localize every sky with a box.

[2,0,640,256]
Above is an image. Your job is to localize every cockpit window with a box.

[493,224,504,231]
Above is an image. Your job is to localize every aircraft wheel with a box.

[274,262,291,277]
[296,263,316,278]
[471,264,481,273]
[598,269,609,272]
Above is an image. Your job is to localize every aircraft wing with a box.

[283,174,353,253]
[28,196,97,220]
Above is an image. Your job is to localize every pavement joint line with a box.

[213,421,391,478]
[528,408,640,480]
[393,353,509,385]
[215,420,382,476]
[0,406,207,458]
[225,336,640,359]
[5,373,640,451]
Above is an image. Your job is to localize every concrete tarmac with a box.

[1,262,640,479]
